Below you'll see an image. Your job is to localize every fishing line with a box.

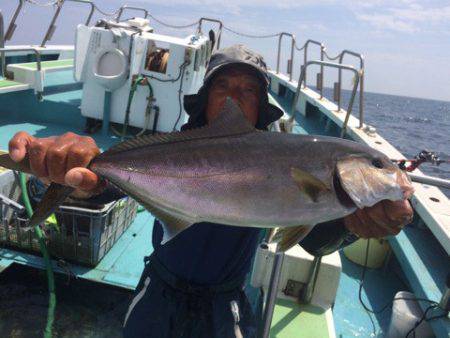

[173,62,187,130]
[358,239,439,337]
[358,239,377,336]
[143,62,188,130]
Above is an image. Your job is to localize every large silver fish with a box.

[0,99,413,251]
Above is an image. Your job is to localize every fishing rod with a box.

[408,173,450,190]
[392,150,450,190]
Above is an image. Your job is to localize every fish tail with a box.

[0,153,34,174]
[27,183,75,227]
[0,153,74,226]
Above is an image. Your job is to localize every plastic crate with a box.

[0,169,138,266]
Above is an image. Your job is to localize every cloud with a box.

[355,13,418,33]
[137,0,334,14]
[350,0,450,34]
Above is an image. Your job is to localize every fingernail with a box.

[10,149,21,162]
[66,171,83,187]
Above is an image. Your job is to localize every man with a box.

[8,45,413,337]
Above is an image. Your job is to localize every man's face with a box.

[206,65,262,126]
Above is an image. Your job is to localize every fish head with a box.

[335,151,414,209]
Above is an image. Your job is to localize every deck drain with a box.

[430,197,440,203]
[375,141,382,145]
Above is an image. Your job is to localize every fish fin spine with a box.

[101,98,256,156]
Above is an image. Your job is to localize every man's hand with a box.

[8,131,103,197]
[344,199,413,238]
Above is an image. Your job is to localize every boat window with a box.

[145,41,170,74]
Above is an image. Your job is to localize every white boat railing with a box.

[115,5,148,23]
[4,0,23,42]
[325,49,365,127]
[290,60,361,138]
[41,0,95,47]
[275,31,365,127]
[0,11,5,77]
[276,32,296,81]
[3,0,365,126]
[296,39,325,96]
[197,17,223,50]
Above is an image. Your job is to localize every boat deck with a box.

[0,69,156,289]
[0,60,448,337]
[9,59,74,71]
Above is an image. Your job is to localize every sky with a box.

[1,0,450,102]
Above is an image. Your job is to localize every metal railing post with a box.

[41,0,65,47]
[67,0,95,26]
[261,252,285,338]
[5,0,24,41]
[337,53,343,111]
[276,32,295,81]
[289,60,360,137]
[41,0,96,47]
[0,11,5,78]
[359,60,365,128]
[338,50,364,126]
[320,45,324,98]
[197,18,223,50]
[302,39,325,93]
[115,5,149,22]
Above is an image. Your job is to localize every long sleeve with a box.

[299,219,358,257]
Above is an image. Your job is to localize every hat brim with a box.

[184,91,284,128]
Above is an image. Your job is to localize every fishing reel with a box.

[393,150,448,172]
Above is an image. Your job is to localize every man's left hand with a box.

[343,199,413,238]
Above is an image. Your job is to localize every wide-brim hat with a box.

[183,44,284,130]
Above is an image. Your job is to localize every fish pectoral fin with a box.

[160,217,193,245]
[0,153,34,174]
[268,226,312,252]
[130,195,193,244]
[28,183,75,227]
[291,167,330,202]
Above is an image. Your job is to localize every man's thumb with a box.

[65,167,100,191]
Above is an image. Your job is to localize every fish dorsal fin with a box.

[267,226,312,252]
[104,97,256,155]
[291,167,330,203]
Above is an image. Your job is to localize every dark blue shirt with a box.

[152,219,356,285]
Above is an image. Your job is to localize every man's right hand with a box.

[8,131,103,197]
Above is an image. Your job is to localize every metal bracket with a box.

[283,279,305,298]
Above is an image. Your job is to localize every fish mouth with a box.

[335,156,414,209]
[333,170,356,209]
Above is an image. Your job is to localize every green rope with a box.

[19,173,55,338]
[121,76,154,140]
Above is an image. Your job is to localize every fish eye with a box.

[372,158,384,169]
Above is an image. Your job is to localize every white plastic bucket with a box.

[343,238,390,269]
[386,291,434,338]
